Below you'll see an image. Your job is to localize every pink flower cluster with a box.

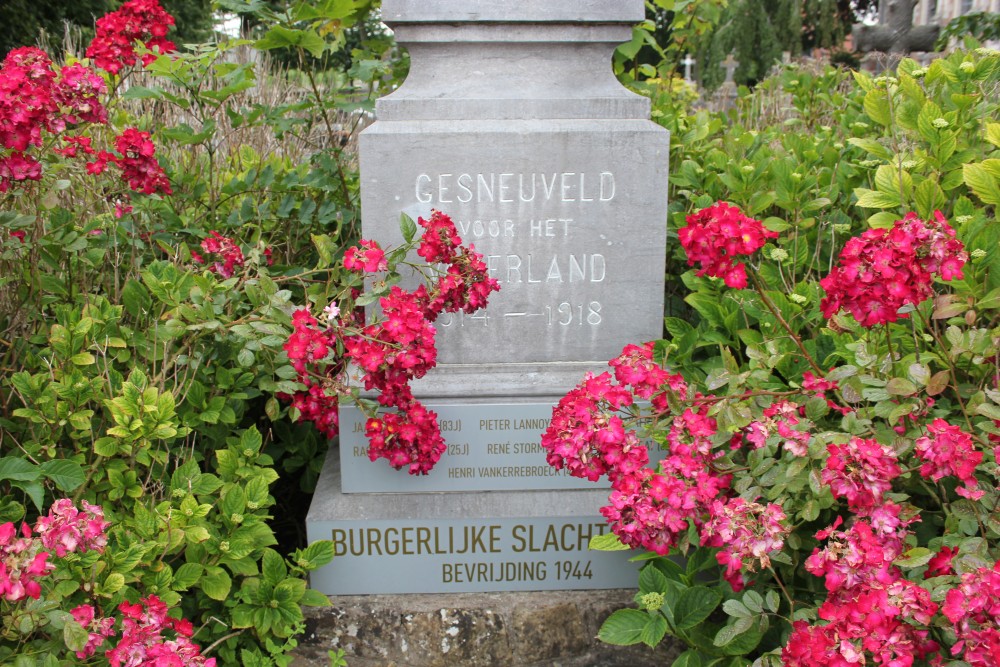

[0,500,108,602]
[542,344,761,562]
[820,211,967,327]
[70,604,116,659]
[106,595,215,667]
[701,497,789,591]
[282,308,342,439]
[942,560,1000,667]
[85,0,177,75]
[85,128,172,196]
[914,418,984,500]
[787,506,939,666]
[282,211,499,474]
[196,231,246,277]
[822,437,901,510]
[677,201,777,289]
[0,47,107,192]
[743,400,811,456]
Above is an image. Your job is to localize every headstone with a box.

[681,54,697,82]
[306,0,670,595]
[720,53,739,85]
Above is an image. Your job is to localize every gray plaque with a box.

[341,401,662,493]
[307,454,638,594]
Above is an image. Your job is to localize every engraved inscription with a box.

[415,171,616,204]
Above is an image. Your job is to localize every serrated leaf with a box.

[723,599,753,618]
[640,613,668,648]
[986,123,1000,149]
[855,188,900,209]
[0,457,41,482]
[400,214,418,244]
[39,460,85,492]
[864,89,891,126]
[674,586,722,630]
[597,608,649,646]
[639,565,669,595]
[894,547,934,568]
[964,163,1000,206]
[886,378,918,396]
[671,650,702,667]
[590,532,630,551]
[173,563,204,590]
[765,590,780,613]
[63,619,90,652]
[300,588,332,607]
[201,566,232,600]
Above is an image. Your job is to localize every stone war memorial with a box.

[306,0,669,601]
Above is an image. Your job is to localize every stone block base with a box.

[291,590,678,667]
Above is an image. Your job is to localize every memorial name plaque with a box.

[307,456,640,595]
[339,402,662,493]
[306,0,670,595]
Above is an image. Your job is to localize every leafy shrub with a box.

[554,48,1000,666]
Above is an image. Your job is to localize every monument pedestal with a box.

[307,445,639,594]
[304,0,670,639]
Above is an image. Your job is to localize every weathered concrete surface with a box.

[291,590,679,667]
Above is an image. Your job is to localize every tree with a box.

[698,0,878,89]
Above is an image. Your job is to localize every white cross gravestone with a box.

[681,54,697,82]
[306,0,670,595]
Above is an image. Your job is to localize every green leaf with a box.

[723,598,752,618]
[986,123,1000,148]
[63,619,90,652]
[256,26,327,58]
[122,86,165,100]
[855,188,900,209]
[262,548,287,586]
[597,608,649,646]
[172,563,204,590]
[0,457,41,482]
[590,532,630,551]
[864,89,891,126]
[639,565,669,595]
[674,586,722,630]
[400,214,418,244]
[201,566,232,600]
[640,613,669,648]
[847,137,892,160]
[964,163,1000,206]
[39,460,85,492]
[122,279,152,317]
[894,547,935,568]
[300,588,332,607]
[671,650,702,667]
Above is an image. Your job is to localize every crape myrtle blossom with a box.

[281,211,499,474]
[820,211,967,327]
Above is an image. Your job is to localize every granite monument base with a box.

[291,589,680,667]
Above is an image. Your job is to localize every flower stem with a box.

[747,269,825,377]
